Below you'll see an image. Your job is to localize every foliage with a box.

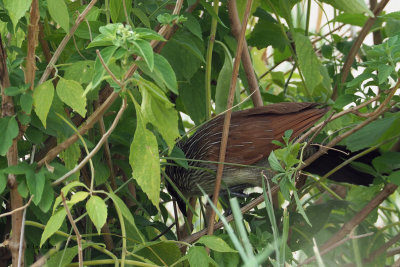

[0,0,400,266]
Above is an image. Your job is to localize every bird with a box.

[165,102,376,214]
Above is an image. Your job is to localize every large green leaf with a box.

[140,83,179,153]
[110,0,132,23]
[294,33,323,95]
[0,116,19,156]
[4,0,32,31]
[40,208,67,247]
[321,0,373,17]
[86,195,107,234]
[47,0,70,32]
[197,236,237,253]
[132,39,154,71]
[129,100,160,209]
[215,41,239,114]
[179,70,206,125]
[56,78,87,117]
[33,80,54,128]
[188,246,209,267]
[108,192,144,243]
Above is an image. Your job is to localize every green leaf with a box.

[140,84,180,153]
[20,93,33,114]
[388,171,400,186]
[86,195,107,234]
[33,169,46,205]
[47,0,70,32]
[0,116,19,156]
[56,78,87,117]
[4,0,31,31]
[183,14,203,40]
[5,86,25,96]
[0,172,6,194]
[345,114,400,152]
[377,64,394,84]
[188,246,209,267]
[132,39,154,71]
[215,41,236,114]
[137,54,178,94]
[87,24,118,48]
[179,71,206,125]
[33,80,54,128]
[132,8,150,28]
[199,0,227,28]
[63,60,94,84]
[40,208,67,247]
[110,0,132,23]
[321,0,373,17]
[38,180,54,213]
[197,236,237,253]
[46,244,90,267]
[294,33,322,95]
[69,191,89,204]
[91,46,118,90]
[129,100,160,209]
[135,28,166,41]
[268,151,284,172]
[108,192,144,242]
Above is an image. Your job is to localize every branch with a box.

[207,0,254,237]
[227,0,263,107]
[0,195,33,218]
[52,99,127,186]
[61,192,83,267]
[332,0,390,100]
[38,0,98,84]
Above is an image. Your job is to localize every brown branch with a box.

[25,0,40,90]
[38,0,98,85]
[299,231,374,266]
[227,0,263,107]
[1,33,24,267]
[52,99,127,186]
[207,0,254,237]
[61,192,83,267]
[318,184,397,252]
[332,0,390,100]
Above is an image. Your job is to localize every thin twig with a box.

[38,0,98,84]
[0,195,34,218]
[332,0,390,100]
[60,192,83,267]
[299,231,374,266]
[96,49,123,87]
[207,0,254,237]
[52,99,127,186]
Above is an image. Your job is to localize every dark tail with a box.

[303,146,379,186]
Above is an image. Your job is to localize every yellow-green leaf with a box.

[86,195,107,234]
[56,78,87,117]
[33,80,54,128]
[129,100,160,209]
[47,0,70,32]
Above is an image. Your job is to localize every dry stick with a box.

[38,0,98,85]
[60,192,83,267]
[298,232,374,266]
[182,185,280,244]
[332,0,390,100]
[227,0,263,107]
[52,99,127,186]
[207,0,254,237]
[38,0,184,169]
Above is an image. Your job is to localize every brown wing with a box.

[203,102,329,165]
